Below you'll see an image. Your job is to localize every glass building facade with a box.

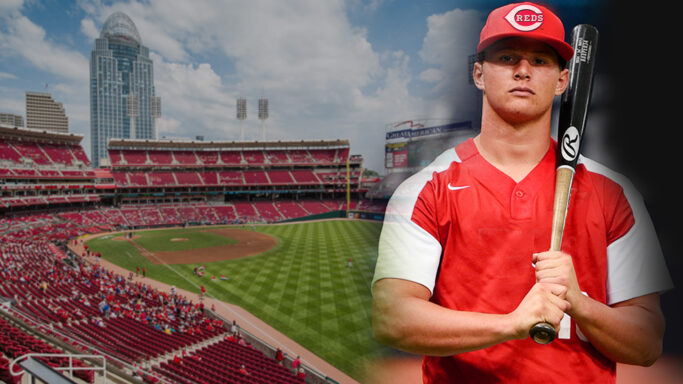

[90,12,160,167]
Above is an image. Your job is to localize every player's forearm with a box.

[372,280,516,356]
[568,293,664,366]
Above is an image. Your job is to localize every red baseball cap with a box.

[477,2,574,62]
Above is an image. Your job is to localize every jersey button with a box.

[515,190,525,198]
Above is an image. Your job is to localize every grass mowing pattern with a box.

[86,220,387,381]
[133,228,237,252]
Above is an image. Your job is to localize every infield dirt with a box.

[115,227,278,265]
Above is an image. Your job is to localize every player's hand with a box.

[533,251,582,313]
[508,282,570,340]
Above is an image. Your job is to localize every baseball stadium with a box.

[0,122,391,384]
[0,118,680,384]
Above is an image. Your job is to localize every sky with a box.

[0,0,610,174]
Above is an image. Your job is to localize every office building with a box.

[90,11,160,167]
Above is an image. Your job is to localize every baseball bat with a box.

[529,24,599,345]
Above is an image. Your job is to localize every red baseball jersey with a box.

[373,138,672,383]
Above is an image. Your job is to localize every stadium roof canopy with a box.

[0,123,83,144]
[107,138,351,151]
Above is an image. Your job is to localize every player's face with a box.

[474,37,568,124]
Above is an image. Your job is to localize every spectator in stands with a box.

[275,347,284,365]
[297,367,306,379]
[238,337,248,348]
[239,365,250,375]
[182,349,201,361]
[230,320,238,334]
[292,355,301,372]
[98,299,110,314]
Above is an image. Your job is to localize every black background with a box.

[606,1,682,354]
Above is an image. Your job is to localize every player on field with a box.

[371,2,673,383]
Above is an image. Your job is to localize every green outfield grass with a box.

[85,219,388,381]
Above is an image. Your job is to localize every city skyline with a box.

[0,0,608,173]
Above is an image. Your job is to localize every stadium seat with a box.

[241,150,265,165]
[147,151,174,165]
[173,151,199,165]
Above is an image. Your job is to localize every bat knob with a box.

[530,322,556,344]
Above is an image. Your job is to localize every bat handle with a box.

[529,167,575,345]
[530,322,556,344]
[549,167,575,251]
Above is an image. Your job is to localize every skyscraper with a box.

[25,91,69,133]
[90,12,160,167]
[0,113,23,128]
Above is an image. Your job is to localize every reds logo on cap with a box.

[505,4,544,31]
[477,2,574,62]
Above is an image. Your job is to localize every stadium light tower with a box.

[258,97,268,141]
[126,94,138,139]
[236,97,247,140]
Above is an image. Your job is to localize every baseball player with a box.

[371,2,673,383]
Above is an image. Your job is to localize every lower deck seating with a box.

[274,202,307,219]
[155,338,305,384]
[0,316,94,383]
[252,202,283,222]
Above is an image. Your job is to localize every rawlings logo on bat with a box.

[561,126,580,163]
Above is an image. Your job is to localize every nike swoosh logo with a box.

[447,184,469,191]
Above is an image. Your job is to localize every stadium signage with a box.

[386,121,472,140]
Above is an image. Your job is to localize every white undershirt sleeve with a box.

[580,157,673,305]
[372,149,459,296]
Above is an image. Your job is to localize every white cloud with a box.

[150,52,238,139]
[0,1,491,173]
[75,0,428,171]
[419,68,444,84]
[0,0,23,13]
[346,0,389,13]
[0,97,24,115]
[0,14,89,83]
[68,1,492,171]
[0,7,91,150]
[155,117,183,138]
[0,72,18,81]
[80,18,99,40]
[418,8,484,121]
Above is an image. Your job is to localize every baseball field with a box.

[84,219,388,381]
